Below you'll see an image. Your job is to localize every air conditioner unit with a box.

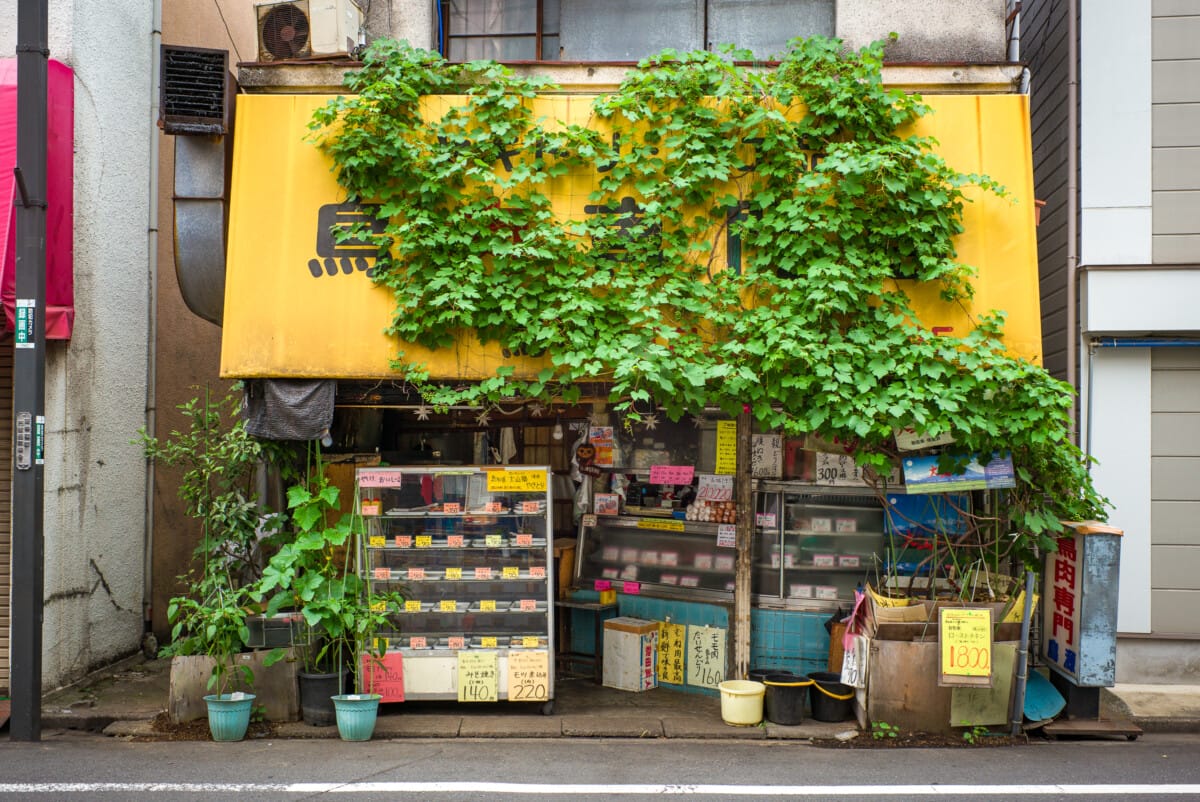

[256,0,362,62]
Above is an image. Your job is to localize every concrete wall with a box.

[0,0,153,687]
[836,0,1008,63]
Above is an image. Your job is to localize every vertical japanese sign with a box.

[686,625,726,689]
[714,421,737,475]
[657,622,686,685]
[1043,531,1082,682]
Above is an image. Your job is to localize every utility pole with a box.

[11,0,49,742]
[732,407,752,679]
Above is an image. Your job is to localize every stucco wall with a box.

[0,0,152,687]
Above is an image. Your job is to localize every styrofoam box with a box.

[602,617,659,692]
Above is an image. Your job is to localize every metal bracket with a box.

[13,167,46,209]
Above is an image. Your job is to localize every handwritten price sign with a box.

[357,470,404,488]
[939,607,993,687]
[486,469,548,493]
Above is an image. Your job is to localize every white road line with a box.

[3,783,1200,795]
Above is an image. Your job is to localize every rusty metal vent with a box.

[160,46,229,136]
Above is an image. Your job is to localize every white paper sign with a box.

[696,474,734,502]
[716,523,736,548]
[813,452,900,487]
[751,434,783,478]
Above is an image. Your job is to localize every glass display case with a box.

[755,483,886,608]
[576,515,737,600]
[576,483,886,609]
[356,465,555,710]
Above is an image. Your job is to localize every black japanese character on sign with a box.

[597,132,659,174]
[308,202,386,278]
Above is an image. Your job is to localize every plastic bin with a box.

[809,671,854,722]
[718,680,765,726]
[763,672,812,726]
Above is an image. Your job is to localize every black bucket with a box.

[808,671,855,722]
[748,668,776,684]
[299,670,350,726]
[763,672,811,726]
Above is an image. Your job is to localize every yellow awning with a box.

[220,93,1041,379]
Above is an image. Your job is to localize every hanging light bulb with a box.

[552,418,564,441]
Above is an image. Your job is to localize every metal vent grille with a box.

[257,1,313,62]
[160,46,229,136]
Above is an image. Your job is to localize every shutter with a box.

[0,342,12,691]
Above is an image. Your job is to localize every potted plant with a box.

[253,461,406,728]
[330,583,405,741]
[140,389,291,737]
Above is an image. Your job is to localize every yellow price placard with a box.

[368,536,386,548]
[445,567,463,579]
[502,566,520,579]
[637,519,686,532]
[486,469,548,493]
[404,600,423,612]
[485,534,503,547]
[481,636,498,648]
[457,651,498,702]
[522,637,540,648]
[940,607,993,685]
[370,601,387,613]
[439,600,459,612]
[373,637,389,651]
[416,535,433,548]
[480,600,497,612]
[507,650,550,702]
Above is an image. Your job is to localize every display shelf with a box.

[357,465,555,708]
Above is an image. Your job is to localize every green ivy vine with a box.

[310,37,1107,565]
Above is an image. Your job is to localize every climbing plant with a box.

[310,37,1107,567]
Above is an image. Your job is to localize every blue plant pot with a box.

[204,693,255,742]
[331,694,381,741]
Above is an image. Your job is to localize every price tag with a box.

[520,501,540,514]
[481,636,498,648]
[443,502,462,514]
[445,567,463,580]
[594,580,612,591]
[457,651,499,702]
[717,524,736,548]
[755,512,777,528]
[372,567,392,580]
[395,535,412,548]
[485,534,504,547]
[502,566,520,579]
[530,566,546,578]
[416,535,433,548]
[486,469,548,493]
[522,637,540,648]
[410,636,427,649]
[697,474,734,502]
[515,533,533,547]
[623,581,641,595]
[373,637,389,651]
[369,536,386,548]
[637,519,685,532]
[649,464,695,485]
[519,599,537,612]
[404,600,423,612]
[484,502,504,513]
[582,514,597,527]
[448,636,465,650]
[474,567,493,580]
[439,600,459,612]
[447,535,465,548]
[507,650,550,702]
[370,601,387,612]
[407,567,426,580]
[480,600,497,612]
[940,607,993,685]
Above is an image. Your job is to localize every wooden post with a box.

[733,407,753,680]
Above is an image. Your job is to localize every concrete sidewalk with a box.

[20,654,1200,740]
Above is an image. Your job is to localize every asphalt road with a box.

[2,731,1200,801]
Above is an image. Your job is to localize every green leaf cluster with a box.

[311,37,1107,569]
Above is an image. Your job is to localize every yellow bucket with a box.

[718,680,765,726]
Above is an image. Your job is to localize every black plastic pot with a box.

[299,670,349,726]
[763,672,810,726]
[808,671,854,722]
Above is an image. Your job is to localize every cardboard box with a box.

[602,617,659,692]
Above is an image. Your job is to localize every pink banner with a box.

[649,465,695,485]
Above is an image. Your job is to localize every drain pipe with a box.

[1009,569,1036,736]
[142,0,163,645]
[1066,0,1080,430]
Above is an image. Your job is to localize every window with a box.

[440,0,834,62]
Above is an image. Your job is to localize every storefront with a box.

[218,90,1042,700]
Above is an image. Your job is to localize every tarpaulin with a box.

[0,58,74,339]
